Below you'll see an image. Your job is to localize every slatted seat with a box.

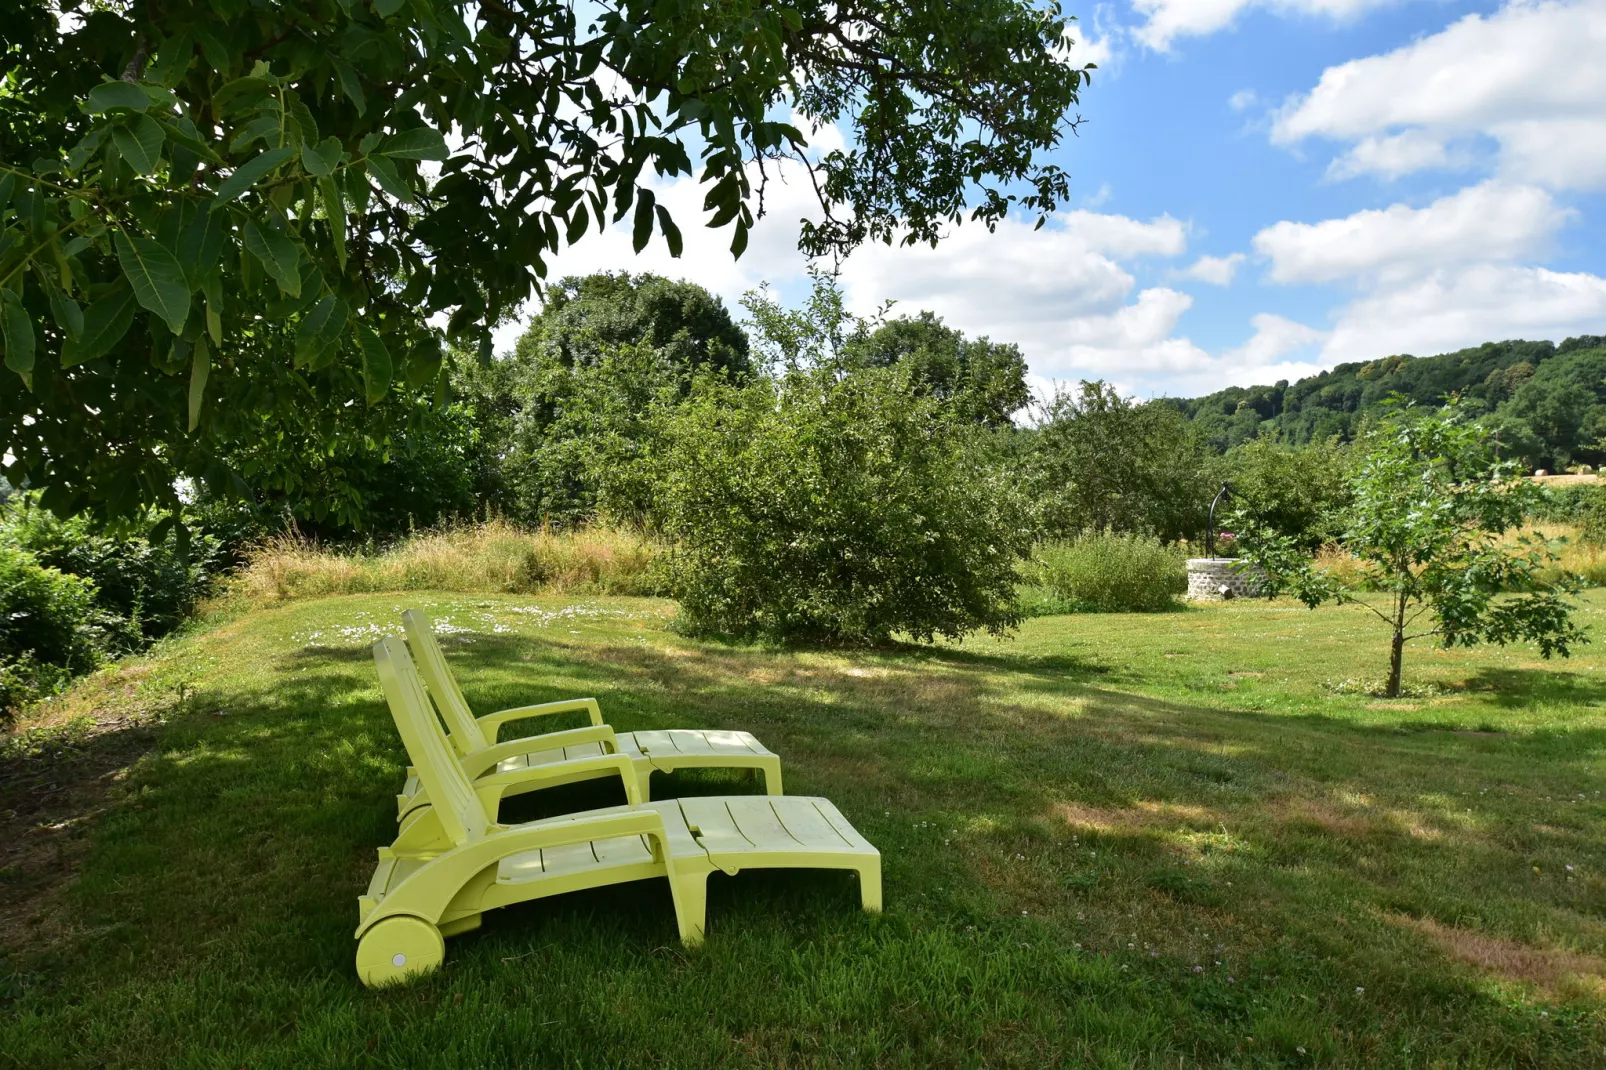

[358,636,880,987]
[396,609,782,814]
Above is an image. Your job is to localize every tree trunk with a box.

[1386,628,1405,698]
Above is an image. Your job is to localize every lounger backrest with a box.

[401,609,492,755]
[373,636,490,844]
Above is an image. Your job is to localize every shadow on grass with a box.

[4,618,1603,1065]
[1459,666,1606,708]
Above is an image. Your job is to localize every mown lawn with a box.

[3,592,1605,1067]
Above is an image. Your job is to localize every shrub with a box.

[1019,534,1186,614]
[0,497,218,650]
[654,367,1031,644]
[0,546,105,713]
[1530,481,1604,526]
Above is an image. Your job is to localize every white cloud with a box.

[1133,0,1402,51]
[1224,313,1327,367]
[1321,263,1606,362]
[1252,181,1571,285]
[1228,89,1258,112]
[833,207,1187,364]
[1274,0,1606,189]
[1182,253,1245,286]
[1325,130,1467,181]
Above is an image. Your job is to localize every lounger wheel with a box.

[356,915,445,987]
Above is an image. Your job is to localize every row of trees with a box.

[1176,336,1606,466]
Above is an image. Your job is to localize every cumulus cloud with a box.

[1181,253,1245,286]
[1252,177,1606,368]
[1133,0,1402,51]
[1274,0,1606,189]
[1252,181,1571,285]
[1321,264,1606,362]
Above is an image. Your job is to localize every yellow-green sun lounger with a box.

[398,609,782,812]
[358,636,880,987]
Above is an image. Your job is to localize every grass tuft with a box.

[221,520,664,606]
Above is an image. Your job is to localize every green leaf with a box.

[86,81,151,113]
[374,0,406,16]
[365,155,413,203]
[319,177,348,269]
[655,203,683,258]
[214,145,295,204]
[111,114,166,175]
[2,295,35,387]
[295,294,349,366]
[242,220,303,297]
[730,219,749,259]
[154,115,223,164]
[47,286,84,339]
[565,202,589,245]
[632,188,655,253]
[188,336,210,431]
[379,127,448,161]
[113,231,191,334]
[404,336,443,388]
[301,137,343,176]
[66,129,108,173]
[332,56,366,115]
[179,204,227,284]
[204,273,223,345]
[145,33,194,87]
[62,282,137,366]
[357,325,392,404]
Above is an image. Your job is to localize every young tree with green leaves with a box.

[1233,403,1586,698]
[1,0,1093,538]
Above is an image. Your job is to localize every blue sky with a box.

[535,0,1606,400]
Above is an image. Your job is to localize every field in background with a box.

[1312,522,1606,590]
[2,592,1603,1065]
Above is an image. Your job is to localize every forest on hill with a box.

[1169,335,1606,469]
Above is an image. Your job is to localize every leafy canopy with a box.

[1,0,1091,529]
[1233,402,1586,698]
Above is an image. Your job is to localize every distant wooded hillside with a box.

[1164,335,1606,468]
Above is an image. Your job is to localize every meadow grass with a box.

[2,592,1605,1066]
[222,520,663,606]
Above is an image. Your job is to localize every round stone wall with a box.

[1186,558,1264,601]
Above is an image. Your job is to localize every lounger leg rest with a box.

[635,766,655,803]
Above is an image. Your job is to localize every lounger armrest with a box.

[479,697,604,733]
[358,809,673,934]
[459,725,619,779]
[473,751,642,808]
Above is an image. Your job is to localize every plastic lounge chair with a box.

[358,636,881,987]
[398,608,782,808]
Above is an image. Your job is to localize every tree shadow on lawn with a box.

[5,625,1604,1063]
[1457,666,1606,710]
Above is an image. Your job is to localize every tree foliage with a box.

[1170,336,1606,463]
[654,366,1030,644]
[1029,380,1219,542]
[845,311,1029,427]
[1233,403,1586,698]
[1,0,1092,531]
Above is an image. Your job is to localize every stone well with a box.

[1185,558,1264,602]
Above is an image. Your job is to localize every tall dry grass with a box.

[224,520,665,606]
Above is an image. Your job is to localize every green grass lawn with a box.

[3,592,1605,1067]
